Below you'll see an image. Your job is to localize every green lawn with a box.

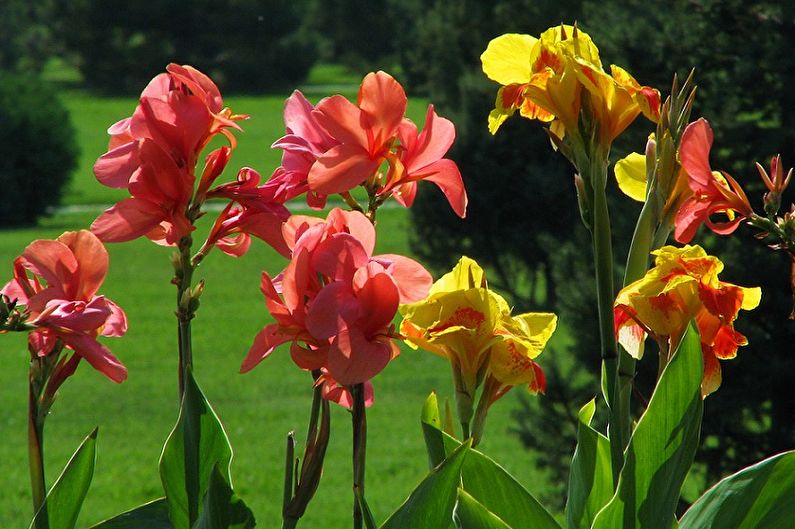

[0,87,562,526]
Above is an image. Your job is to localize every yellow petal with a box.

[539,25,602,69]
[615,152,648,202]
[481,34,538,85]
[430,256,487,295]
[740,286,761,311]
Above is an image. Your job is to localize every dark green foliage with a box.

[0,73,78,227]
[60,0,317,94]
[0,0,62,75]
[404,0,795,510]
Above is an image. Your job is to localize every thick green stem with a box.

[588,158,623,486]
[176,236,196,398]
[28,368,48,528]
[351,384,367,529]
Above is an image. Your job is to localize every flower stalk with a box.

[351,383,367,529]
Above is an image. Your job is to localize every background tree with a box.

[401,0,795,508]
[59,0,318,94]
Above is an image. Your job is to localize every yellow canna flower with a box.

[481,24,659,147]
[614,245,760,396]
[399,256,557,443]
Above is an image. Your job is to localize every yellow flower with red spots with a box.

[614,245,760,396]
[481,24,659,145]
[399,256,556,443]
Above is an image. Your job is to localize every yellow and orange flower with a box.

[481,25,659,145]
[399,256,557,403]
[614,245,760,396]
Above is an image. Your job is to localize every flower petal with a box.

[481,33,538,85]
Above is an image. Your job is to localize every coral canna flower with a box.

[614,245,760,396]
[674,118,754,243]
[242,209,432,397]
[269,74,467,216]
[1,231,128,383]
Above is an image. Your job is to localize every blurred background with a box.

[1,0,794,525]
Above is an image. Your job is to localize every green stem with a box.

[351,384,367,529]
[28,364,48,528]
[588,158,622,486]
[282,517,299,529]
[176,236,195,398]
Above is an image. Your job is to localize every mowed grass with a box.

[0,87,562,526]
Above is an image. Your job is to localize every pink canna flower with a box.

[382,105,467,217]
[268,73,468,217]
[674,118,754,243]
[241,208,432,396]
[1,231,128,383]
[92,64,248,246]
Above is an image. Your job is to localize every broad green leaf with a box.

[380,441,470,529]
[421,398,560,529]
[591,324,703,529]
[160,369,233,529]
[192,464,255,529]
[88,498,172,528]
[31,428,97,529]
[679,449,795,529]
[564,399,612,529]
[453,489,512,529]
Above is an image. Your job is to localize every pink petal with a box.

[94,141,140,188]
[61,333,127,383]
[352,266,400,332]
[311,233,370,282]
[239,211,290,257]
[680,119,716,188]
[404,105,455,172]
[308,144,380,195]
[326,209,376,256]
[423,159,468,218]
[282,215,326,251]
[57,230,109,300]
[91,198,165,243]
[290,341,328,371]
[357,71,407,148]
[101,299,128,337]
[20,240,78,292]
[373,254,432,303]
[327,327,395,386]
[313,95,369,147]
[305,282,360,340]
[283,90,336,149]
[240,324,291,373]
[673,196,710,243]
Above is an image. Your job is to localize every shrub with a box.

[0,73,77,226]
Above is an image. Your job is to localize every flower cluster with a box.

[1,230,128,384]
[91,64,288,255]
[268,71,467,217]
[400,257,556,442]
[241,208,432,406]
[481,25,660,145]
[614,245,760,396]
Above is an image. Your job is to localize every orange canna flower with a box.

[614,245,760,396]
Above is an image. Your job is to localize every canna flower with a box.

[400,257,556,441]
[1,231,128,383]
[674,118,754,243]
[242,209,432,396]
[92,64,248,246]
[481,25,659,144]
[381,105,467,218]
[614,245,760,396]
[269,73,467,217]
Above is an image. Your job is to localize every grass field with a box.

[0,83,562,526]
